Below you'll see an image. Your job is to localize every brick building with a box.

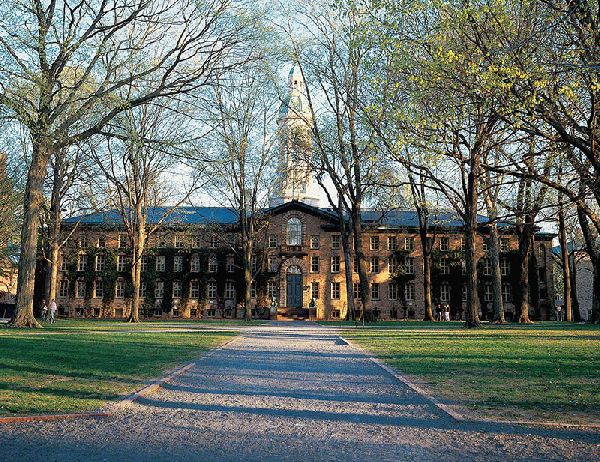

[45,65,555,321]
[52,201,555,321]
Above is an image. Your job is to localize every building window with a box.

[388,256,399,273]
[332,234,340,250]
[331,282,340,299]
[269,256,278,272]
[310,235,320,249]
[250,281,257,298]
[440,283,450,302]
[174,235,184,248]
[118,234,128,248]
[353,258,359,273]
[269,234,277,248]
[482,240,489,252]
[330,255,340,273]
[370,256,379,273]
[311,281,319,300]
[311,255,320,273]
[482,258,492,276]
[117,255,128,272]
[208,255,218,273]
[287,217,302,246]
[155,255,165,272]
[115,280,125,299]
[404,237,414,251]
[190,280,200,299]
[462,285,467,301]
[96,236,106,248]
[78,235,88,248]
[388,236,397,251]
[60,255,67,272]
[77,254,88,272]
[192,235,202,249]
[172,280,182,298]
[484,283,493,302]
[500,238,510,252]
[251,254,258,272]
[501,258,510,276]
[440,237,450,251]
[440,258,450,275]
[75,280,86,298]
[140,282,146,298]
[226,255,235,273]
[59,280,69,298]
[207,281,217,300]
[209,235,219,249]
[267,281,277,299]
[353,282,360,300]
[404,256,415,274]
[154,280,164,298]
[371,283,380,300]
[389,282,398,300]
[95,255,105,272]
[405,282,415,301]
[502,283,511,302]
[370,235,380,251]
[174,256,183,272]
[191,254,201,272]
[461,238,466,251]
[224,281,235,300]
[141,256,148,272]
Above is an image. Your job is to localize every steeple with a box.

[269,64,321,208]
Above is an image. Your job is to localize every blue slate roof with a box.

[357,209,490,228]
[63,207,239,226]
[63,203,506,230]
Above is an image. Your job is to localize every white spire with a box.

[270,64,321,208]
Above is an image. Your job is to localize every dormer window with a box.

[287,217,302,246]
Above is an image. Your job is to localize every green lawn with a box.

[0,325,235,416]
[344,323,600,424]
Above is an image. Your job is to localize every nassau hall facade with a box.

[42,66,556,321]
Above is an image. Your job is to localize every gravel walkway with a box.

[1,322,598,461]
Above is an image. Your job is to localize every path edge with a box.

[0,335,240,425]
[338,335,600,431]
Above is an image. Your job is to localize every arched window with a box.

[287,217,302,246]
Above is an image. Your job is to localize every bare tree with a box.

[204,67,277,320]
[89,102,202,322]
[0,0,253,326]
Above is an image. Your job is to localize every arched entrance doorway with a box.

[286,265,303,308]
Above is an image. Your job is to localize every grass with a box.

[0,323,236,416]
[0,318,267,333]
[344,322,600,425]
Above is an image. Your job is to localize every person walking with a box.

[41,300,48,322]
[49,299,57,324]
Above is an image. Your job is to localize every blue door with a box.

[286,274,302,307]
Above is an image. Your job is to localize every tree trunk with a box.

[244,231,253,321]
[419,226,434,321]
[13,140,50,327]
[128,204,146,323]
[569,253,581,322]
[488,223,505,323]
[516,222,534,323]
[576,203,600,323]
[464,148,481,328]
[352,206,370,320]
[558,205,572,321]
[340,210,355,321]
[45,153,64,306]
